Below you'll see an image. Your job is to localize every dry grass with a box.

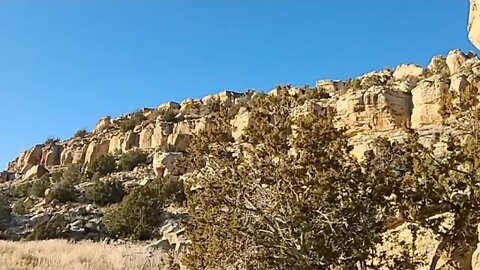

[0,240,171,270]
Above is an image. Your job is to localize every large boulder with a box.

[167,134,192,152]
[94,116,112,133]
[41,144,63,167]
[152,152,183,177]
[15,145,43,173]
[139,126,154,149]
[152,122,174,148]
[84,140,110,164]
[411,76,450,129]
[393,64,424,81]
[23,165,48,180]
[469,0,480,50]
[446,50,468,75]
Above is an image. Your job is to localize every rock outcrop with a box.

[470,0,480,50]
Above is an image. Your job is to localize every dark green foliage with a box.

[182,95,387,269]
[88,154,116,177]
[85,180,125,206]
[62,164,87,184]
[104,178,183,240]
[44,137,60,145]
[118,149,148,171]
[73,129,88,138]
[45,180,76,204]
[12,200,28,215]
[13,182,32,198]
[27,215,67,240]
[0,196,11,230]
[119,111,146,132]
[28,175,50,197]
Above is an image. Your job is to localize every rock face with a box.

[470,0,480,50]
[335,86,411,132]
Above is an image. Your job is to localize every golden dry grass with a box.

[0,240,170,270]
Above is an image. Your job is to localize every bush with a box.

[62,164,87,184]
[12,200,28,215]
[85,180,125,206]
[44,137,60,145]
[119,111,146,133]
[45,180,76,204]
[13,182,32,198]
[28,175,50,197]
[118,149,148,171]
[73,129,88,138]
[88,154,116,177]
[181,95,387,269]
[0,197,11,230]
[104,179,177,240]
[27,214,67,240]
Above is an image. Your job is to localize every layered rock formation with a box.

[4,49,480,269]
[470,0,480,50]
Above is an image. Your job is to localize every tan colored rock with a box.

[316,80,345,92]
[108,135,123,154]
[158,102,181,114]
[139,126,154,149]
[84,140,110,164]
[60,142,87,166]
[152,122,173,148]
[218,91,240,107]
[121,131,139,151]
[446,50,468,75]
[16,145,43,173]
[231,108,251,141]
[23,165,48,180]
[94,116,112,133]
[411,76,449,129]
[469,0,480,50]
[152,152,182,177]
[167,134,192,152]
[428,56,450,76]
[180,99,203,116]
[41,144,62,167]
[393,64,424,81]
[371,213,470,270]
[335,86,411,132]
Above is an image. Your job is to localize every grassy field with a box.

[0,240,172,270]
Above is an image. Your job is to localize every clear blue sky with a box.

[0,0,476,169]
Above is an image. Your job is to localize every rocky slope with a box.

[3,49,480,269]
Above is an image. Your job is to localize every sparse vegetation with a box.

[29,175,51,197]
[27,215,68,240]
[88,154,116,177]
[44,137,61,145]
[45,180,76,204]
[104,178,183,240]
[73,129,88,138]
[119,111,146,133]
[0,197,11,230]
[118,149,148,171]
[85,180,125,206]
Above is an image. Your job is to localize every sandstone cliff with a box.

[3,49,480,269]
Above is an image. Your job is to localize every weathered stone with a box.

[152,122,173,148]
[84,140,110,164]
[152,152,182,177]
[469,0,480,50]
[393,64,424,81]
[167,134,192,152]
[231,108,251,141]
[41,144,63,167]
[411,76,449,129]
[139,126,154,149]
[316,80,345,92]
[446,50,468,75]
[121,131,139,151]
[335,86,411,132]
[23,165,48,180]
[158,102,181,114]
[94,116,112,133]
[0,171,15,182]
[16,145,43,173]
